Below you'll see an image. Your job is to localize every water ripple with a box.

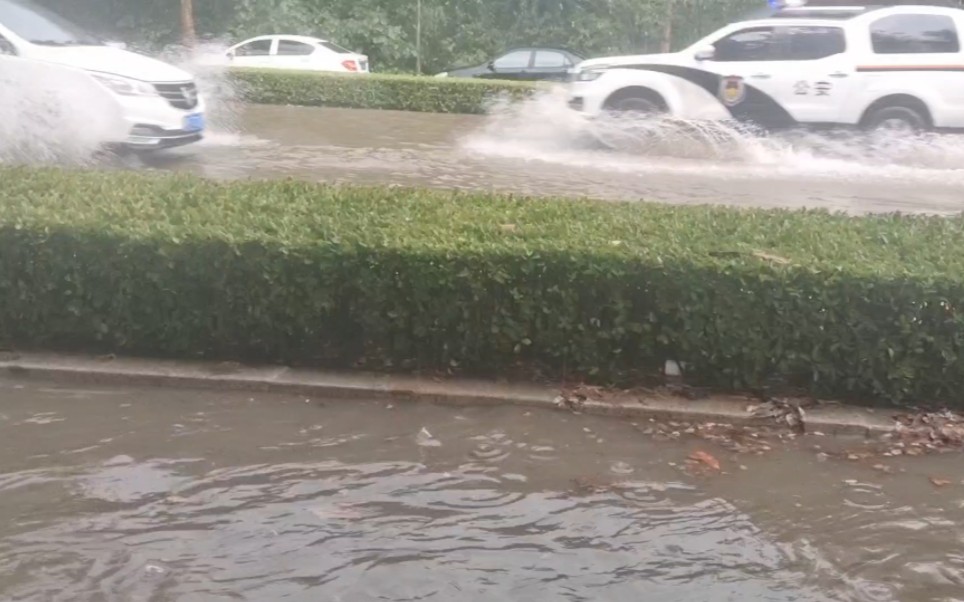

[0,380,962,601]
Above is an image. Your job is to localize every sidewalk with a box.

[0,351,895,436]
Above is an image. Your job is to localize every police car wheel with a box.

[612,97,661,114]
[606,95,666,116]
[863,106,927,134]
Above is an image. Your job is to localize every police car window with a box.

[785,26,846,60]
[277,40,314,56]
[871,14,960,54]
[236,39,272,56]
[533,50,567,68]
[713,27,782,61]
[493,50,532,69]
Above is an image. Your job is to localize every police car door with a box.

[704,26,800,128]
[769,24,855,124]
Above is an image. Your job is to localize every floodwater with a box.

[144,93,964,215]
[1,378,963,601]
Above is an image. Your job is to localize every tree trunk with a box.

[660,0,674,53]
[416,0,422,75]
[180,0,197,48]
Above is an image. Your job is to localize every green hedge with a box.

[2,167,964,405]
[227,68,540,114]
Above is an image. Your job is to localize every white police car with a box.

[567,0,964,134]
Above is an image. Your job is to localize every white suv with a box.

[567,0,964,133]
[0,0,205,152]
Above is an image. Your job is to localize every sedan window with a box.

[235,39,271,56]
[277,40,314,56]
[493,50,532,69]
[533,50,568,68]
[319,40,351,53]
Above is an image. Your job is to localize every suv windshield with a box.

[0,0,101,46]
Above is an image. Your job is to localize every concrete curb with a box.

[0,352,895,437]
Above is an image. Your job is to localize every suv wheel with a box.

[863,105,928,134]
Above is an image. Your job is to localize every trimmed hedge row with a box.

[2,167,964,405]
[227,68,540,114]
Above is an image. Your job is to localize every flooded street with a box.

[149,99,964,214]
[1,378,963,601]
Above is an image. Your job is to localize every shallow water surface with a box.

[146,97,964,215]
[0,379,963,601]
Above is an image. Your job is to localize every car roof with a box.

[234,34,331,45]
[768,2,963,19]
[504,46,581,55]
[732,3,961,28]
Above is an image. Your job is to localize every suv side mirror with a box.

[487,59,496,71]
[694,45,715,61]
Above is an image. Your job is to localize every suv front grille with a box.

[153,81,199,110]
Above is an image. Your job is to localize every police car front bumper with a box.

[566,80,607,117]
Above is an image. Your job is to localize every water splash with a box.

[462,88,964,185]
[153,39,246,138]
[0,39,251,167]
[0,56,127,165]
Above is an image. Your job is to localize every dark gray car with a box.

[436,47,583,81]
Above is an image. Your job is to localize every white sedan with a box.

[225,35,370,73]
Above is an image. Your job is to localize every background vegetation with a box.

[37,0,762,73]
[230,69,538,113]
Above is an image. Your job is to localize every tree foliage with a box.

[36,0,760,73]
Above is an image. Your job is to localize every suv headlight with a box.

[90,73,158,97]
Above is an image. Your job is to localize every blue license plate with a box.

[183,113,205,132]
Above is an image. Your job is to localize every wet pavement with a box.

[1,378,963,601]
[144,99,964,215]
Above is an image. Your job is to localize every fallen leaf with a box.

[688,450,721,471]
[930,477,952,487]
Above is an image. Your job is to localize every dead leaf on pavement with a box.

[688,450,721,471]
[930,477,952,487]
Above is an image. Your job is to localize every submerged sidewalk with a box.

[0,352,896,437]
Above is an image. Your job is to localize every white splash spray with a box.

[462,87,964,186]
